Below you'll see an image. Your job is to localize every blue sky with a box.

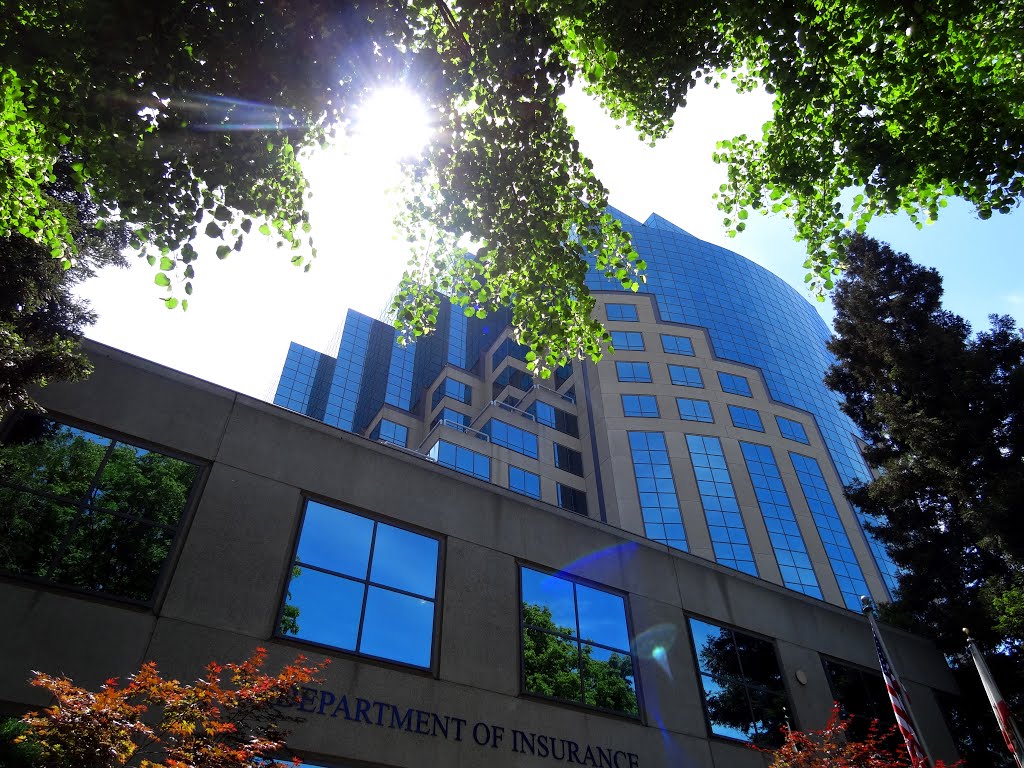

[76,83,1023,398]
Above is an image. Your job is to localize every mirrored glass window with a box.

[429,440,490,481]
[789,452,869,611]
[556,484,588,516]
[606,304,639,322]
[718,372,753,397]
[615,361,652,383]
[728,405,764,432]
[775,416,809,444]
[553,443,584,477]
[431,407,471,432]
[628,432,687,551]
[621,395,659,418]
[739,443,821,599]
[668,365,704,388]
[688,617,789,747]
[822,658,897,743]
[521,567,638,716]
[509,466,541,499]
[369,419,408,447]
[661,334,695,356]
[527,401,579,438]
[280,500,440,668]
[677,397,714,423]
[687,435,757,576]
[482,419,538,459]
[431,377,472,409]
[610,331,645,351]
[0,413,199,603]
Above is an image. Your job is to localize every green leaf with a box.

[164,297,179,309]
[258,223,271,236]
[205,221,223,238]
[159,256,174,270]
[216,245,231,259]
[154,273,171,287]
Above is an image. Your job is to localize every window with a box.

[553,443,584,476]
[428,441,490,481]
[520,567,638,716]
[677,397,714,424]
[668,364,703,388]
[822,658,897,743]
[279,500,440,668]
[739,442,821,599]
[556,484,588,516]
[728,405,764,432]
[432,377,472,409]
[687,434,757,576]
[527,401,579,438]
[430,407,470,432]
[509,466,541,500]
[718,372,752,397]
[616,361,652,383]
[621,395,659,418]
[492,338,531,369]
[493,366,534,399]
[605,303,638,322]
[369,419,408,447]
[482,419,539,459]
[610,331,645,351]
[776,416,809,444]
[789,452,870,611]
[689,618,789,746]
[627,432,687,551]
[554,363,574,390]
[0,413,199,603]
[660,334,695,356]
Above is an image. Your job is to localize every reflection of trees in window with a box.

[689,618,790,747]
[822,658,899,745]
[520,567,639,717]
[0,413,198,602]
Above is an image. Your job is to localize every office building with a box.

[275,209,898,612]
[0,212,960,767]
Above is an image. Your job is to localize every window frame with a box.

[509,465,542,500]
[660,334,696,356]
[610,331,645,351]
[605,303,639,322]
[621,394,660,418]
[518,562,641,718]
[668,364,704,388]
[553,442,585,477]
[717,372,753,397]
[0,411,205,608]
[275,496,445,673]
[686,614,794,746]
[728,405,764,432]
[676,397,714,423]
[775,415,810,444]
[615,361,653,383]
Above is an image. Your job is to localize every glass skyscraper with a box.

[275,209,898,610]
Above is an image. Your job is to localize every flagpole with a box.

[861,596,936,768]
[964,628,1024,768]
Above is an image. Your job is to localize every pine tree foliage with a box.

[825,235,1024,764]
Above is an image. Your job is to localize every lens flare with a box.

[354,87,433,159]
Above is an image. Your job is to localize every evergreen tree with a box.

[825,235,1024,765]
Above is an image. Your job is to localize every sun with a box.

[353,86,434,160]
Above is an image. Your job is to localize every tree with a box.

[0,162,127,416]
[753,703,959,768]
[521,602,638,714]
[3,0,1022,379]
[825,235,1024,765]
[15,647,324,768]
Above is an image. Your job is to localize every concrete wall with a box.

[0,342,958,768]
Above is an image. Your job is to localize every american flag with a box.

[967,634,1024,768]
[871,622,930,767]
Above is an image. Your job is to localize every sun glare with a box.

[353,87,434,160]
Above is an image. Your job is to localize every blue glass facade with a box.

[627,432,687,551]
[585,209,896,595]
[275,208,896,607]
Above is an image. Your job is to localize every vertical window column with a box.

[789,453,870,610]
[627,432,687,551]
[739,443,821,599]
[686,435,757,576]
